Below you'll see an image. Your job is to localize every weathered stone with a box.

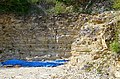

[71,11,120,55]
[114,71,120,78]
[0,13,88,61]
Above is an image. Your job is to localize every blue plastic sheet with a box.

[1,59,69,67]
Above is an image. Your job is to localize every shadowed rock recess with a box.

[0,13,89,61]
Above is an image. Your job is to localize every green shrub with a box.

[28,0,39,4]
[48,1,67,14]
[0,0,114,15]
[0,0,30,14]
[113,0,120,9]
[110,41,120,54]
[109,23,120,54]
[54,2,66,14]
[56,0,74,5]
[56,0,96,14]
[45,0,56,3]
[0,0,40,15]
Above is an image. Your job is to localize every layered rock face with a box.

[67,11,120,79]
[71,11,120,55]
[1,11,120,79]
[0,13,89,61]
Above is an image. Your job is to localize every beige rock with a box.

[114,71,120,78]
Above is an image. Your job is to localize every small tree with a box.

[113,0,120,9]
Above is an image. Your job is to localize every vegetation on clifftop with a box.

[110,41,120,54]
[110,22,120,54]
[113,0,120,10]
[0,0,119,15]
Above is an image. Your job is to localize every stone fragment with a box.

[114,71,120,78]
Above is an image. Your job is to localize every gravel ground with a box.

[0,53,92,79]
[0,52,118,79]
[0,67,66,79]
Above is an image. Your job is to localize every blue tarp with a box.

[0,59,69,67]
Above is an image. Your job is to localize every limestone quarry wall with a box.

[0,14,88,60]
[71,11,120,56]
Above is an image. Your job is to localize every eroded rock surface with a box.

[0,11,120,79]
[69,11,120,79]
[0,13,89,61]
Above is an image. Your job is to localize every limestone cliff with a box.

[0,11,120,62]
[71,11,120,55]
[0,13,89,61]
